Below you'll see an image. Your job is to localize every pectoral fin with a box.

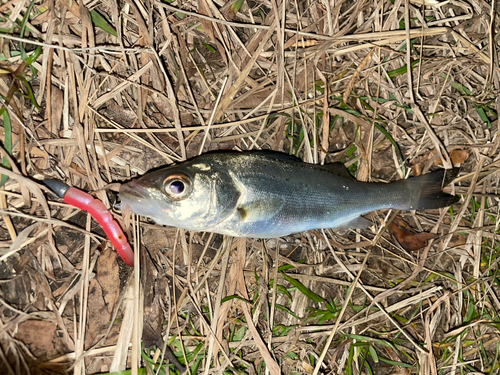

[335,216,373,229]
[237,199,284,223]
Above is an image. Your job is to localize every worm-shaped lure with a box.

[44,179,134,266]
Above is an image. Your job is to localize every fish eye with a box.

[169,180,184,194]
[162,173,192,200]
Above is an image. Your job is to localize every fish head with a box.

[119,160,241,231]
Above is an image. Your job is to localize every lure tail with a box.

[44,179,135,267]
[397,170,460,210]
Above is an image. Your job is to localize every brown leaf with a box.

[449,233,467,247]
[86,246,120,347]
[434,149,470,166]
[413,148,470,177]
[389,217,436,251]
[50,85,64,134]
[16,320,58,357]
[449,149,470,164]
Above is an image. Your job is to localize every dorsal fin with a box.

[249,150,302,163]
[322,162,355,179]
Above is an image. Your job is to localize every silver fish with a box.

[119,151,459,238]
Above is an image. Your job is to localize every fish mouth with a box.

[119,181,147,199]
[119,181,160,218]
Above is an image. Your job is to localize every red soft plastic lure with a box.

[45,180,134,266]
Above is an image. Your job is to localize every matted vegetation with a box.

[0,0,499,373]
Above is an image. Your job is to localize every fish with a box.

[119,151,459,238]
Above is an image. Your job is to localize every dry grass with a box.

[0,0,499,373]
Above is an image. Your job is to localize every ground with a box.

[0,0,499,374]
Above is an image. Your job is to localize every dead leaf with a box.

[50,85,64,134]
[389,216,436,251]
[16,320,59,357]
[449,149,470,164]
[434,149,470,166]
[449,233,467,247]
[412,148,470,176]
[301,361,314,374]
[86,246,120,347]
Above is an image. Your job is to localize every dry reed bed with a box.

[0,0,499,373]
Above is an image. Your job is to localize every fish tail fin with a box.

[399,169,460,210]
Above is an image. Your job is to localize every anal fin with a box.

[335,216,373,230]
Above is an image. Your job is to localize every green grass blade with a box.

[221,295,252,304]
[316,311,338,324]
[232,325,247,341]
[274,304,300,319]
[230,0,245,14]
[378,356,413,368]
[26,46,43,75]
[387,59,421,79]
[368,345,379,363]
[346,343,355,375]
[282,272,325,303]
[90,10,118,37]
[278,264,296,272]
[18,76,41,110]
[19,0,38,59]
[346,334,397,350]
[475,106,492,128]
[0,111,12,187]
[275,284,293,300]
[273,324,299,336]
